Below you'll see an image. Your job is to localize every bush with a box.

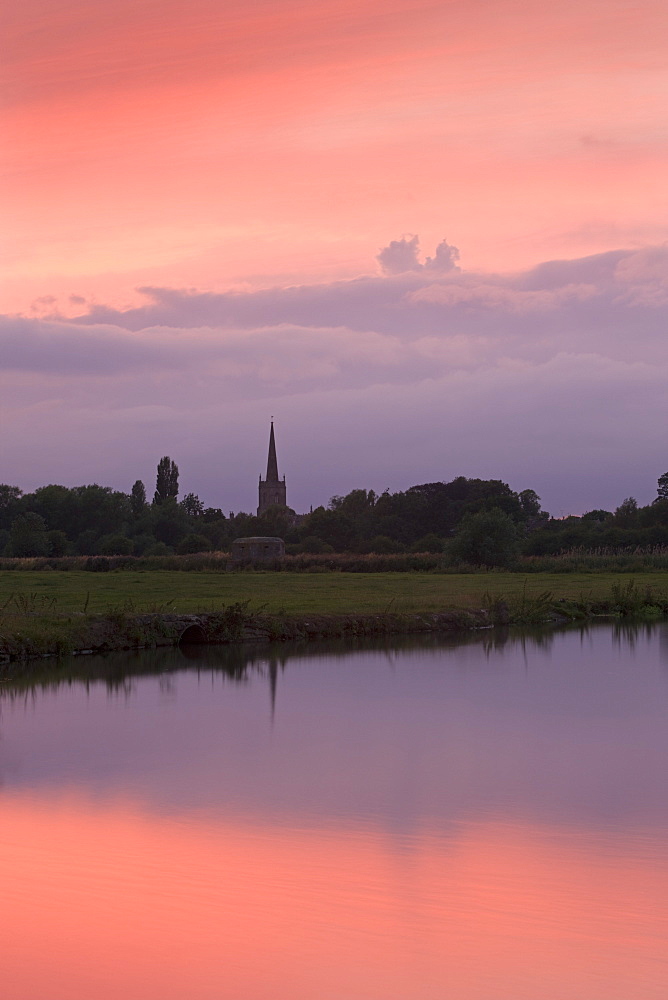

[84,556,111,572]
[367,535,405,554]
[75,529,98,555]
[47,530,69,557]
[449,507,519,568]
[97,534,134,555]
[176,533,211,555]
[411,533,444,553]
[132,534,157,555]
[144,541,173,557]
[298,535,334,554]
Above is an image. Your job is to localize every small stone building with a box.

[231,536,285,562]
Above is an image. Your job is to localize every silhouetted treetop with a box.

[154,457,179,505]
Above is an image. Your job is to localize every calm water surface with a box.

[2,623,668,999]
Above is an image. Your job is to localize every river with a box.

[1,623,668,998]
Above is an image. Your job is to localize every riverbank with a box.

[1,575,667,662]
[0,607,490,663]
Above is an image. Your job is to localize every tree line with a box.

[1,458,668,566]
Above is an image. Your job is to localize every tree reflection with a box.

[2,621,668,708]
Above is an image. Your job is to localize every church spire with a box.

[266,420,279,482]
[258,419,287,515]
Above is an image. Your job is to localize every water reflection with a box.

[1,623,668,999]
[4,620,668,704]
[3,796,667,1000]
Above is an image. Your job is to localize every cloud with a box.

[0,315,181,376]
[424,239,460,273]
[376,235,460,275]
[377,235,422,274]
[409,281,598,313]
[2,244,668,514]
[613,246,668,306]
[30,295,57,313]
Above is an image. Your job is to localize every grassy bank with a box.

[1,570,668,661]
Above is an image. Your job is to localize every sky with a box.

[2,0,667,514]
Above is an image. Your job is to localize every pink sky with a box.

[1,0,667,511]
[3,0,666,309]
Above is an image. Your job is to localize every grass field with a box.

[3,569,668,616]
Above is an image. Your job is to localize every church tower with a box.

[258,420,287,515]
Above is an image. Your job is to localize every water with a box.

[1,623,668,999]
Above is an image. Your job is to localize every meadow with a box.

[3,568,668,616]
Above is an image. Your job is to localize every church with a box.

[257,420,287,515]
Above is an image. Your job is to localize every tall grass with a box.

[0,552,443,573]
[3,545,668,573]
[519,546,668,573]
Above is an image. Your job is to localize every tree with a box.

[181,492,204,517]
[24,484,72,533]
[367,535,405,554]
[581,509,612,522]
[202,507,224,522]
[329,490,376,516]
[641,497,668,527]
[393,477,524,541]
[0,485,23,531]
[256,504,296,539]
[23,484,129,539]
[148,498,189,545]
[518,489,542,518]
[299,535,334,554]
[301,506,358,551]
[656,472,668,502]
[449,508,519,567]
[154,457,179,505]
[7,513,50,557]
[75,529,98,555]
[47,530,68,556]
[76,485,131,536]
[614,497,639,527]
[131,480,147,517]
